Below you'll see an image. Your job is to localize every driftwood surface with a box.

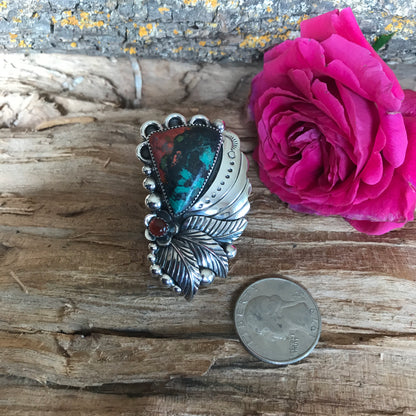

[1,54,416,415]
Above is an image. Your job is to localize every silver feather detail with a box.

[177,230,228,277]
[181,216,248,244]
[156,235,201,300]
[156,229,228,299]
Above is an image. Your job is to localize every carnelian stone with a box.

[148,217,169,237]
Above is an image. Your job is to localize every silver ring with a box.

[137,113,251,300]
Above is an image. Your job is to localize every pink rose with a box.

[249,8,416,235]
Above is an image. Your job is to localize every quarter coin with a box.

[234,277,321,365]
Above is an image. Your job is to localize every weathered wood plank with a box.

[1,118,416,343]
[1,336,416,415]
[0,54,261,132]
[0,332,243,386]
[2,58,416,414]
[1,120,416,339]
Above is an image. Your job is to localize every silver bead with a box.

[140,120,162,139]
[145,194,162,211]
[200,268,215,287]
[143,177,156,192]
[136,142,151,163]
[213,119,225,131]
[172,285,182,296]
[142,165,152,176]
[148,242,158,252]
[164,113,186,128]
[144,213,155,226]
[160,274,174,288]
[136,143,143,160]
[145,229,156,241]
[147,253,156,264]
[224,244,237,259]
[189,114,209,126]
[247,182,253,196]
[149,264,162,278]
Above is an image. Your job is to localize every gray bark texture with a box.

[0,0,415,63]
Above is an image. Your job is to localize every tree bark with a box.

[0,1,415,64]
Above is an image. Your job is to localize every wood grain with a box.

[1,57,416,415]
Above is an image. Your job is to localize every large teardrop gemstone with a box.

[148,125,222,216]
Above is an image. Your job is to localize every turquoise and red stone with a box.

[148,125,221,216]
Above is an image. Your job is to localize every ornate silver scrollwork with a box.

[137,113,250,300]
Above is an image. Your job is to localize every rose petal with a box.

[284,173,361,214]
[318,140,353,189]
[336,82,378,173]
[354,162,394,205]
[250,77,302,121]
[346,218,407,235]
[310,78,350,134]
[256,164,303,205]
[345,127,416,226]
[343,173,416,224]
[288,203,320,215]
[322,34,403,110]
[262,94,300,119]
[285,141,323,189]
[301,8,378,57]
[264,39,295,63]
[301,8,403,104]
[261,38,326,77]
[270,115,299,165]
[250,74,288,118]
[380,110,407,168]
[321,127,355,164]
[401,89,416,117]
[399,115,416,184]
[300,9,340,41]
[325,59,362,94]
[359,152,383,185]
[256,121,280,171]
[333,146,353,182]
[295,38,326,72]
[288,68,313,99]
[290,101,341,135]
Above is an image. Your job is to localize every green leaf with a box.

[372,32,396,52]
